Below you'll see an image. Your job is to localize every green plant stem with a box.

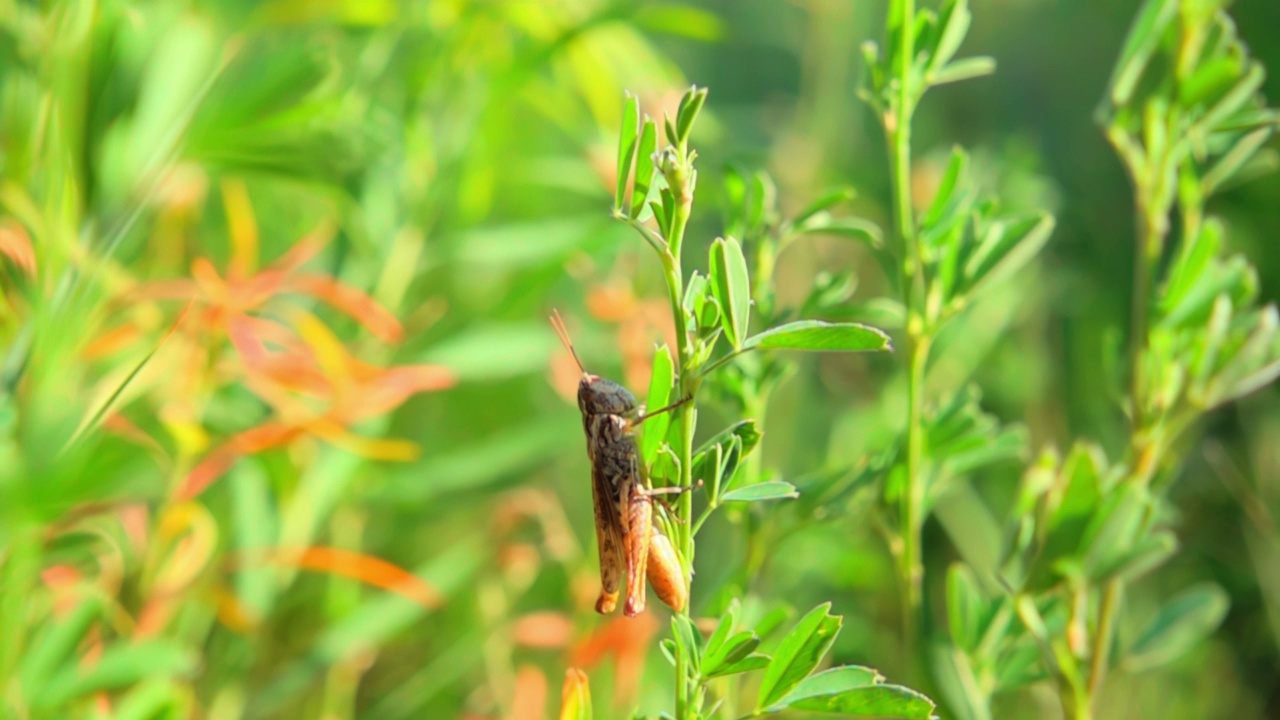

[662,167,698,720]
[1087,148,1172,719]
[887,0,925,650]
[900,333,930,642]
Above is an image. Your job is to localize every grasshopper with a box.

[551,310,690,617]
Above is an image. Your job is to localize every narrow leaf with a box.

[631,119,658,219]
[1126,583,1229,671]
[676,86,708,144]
[704,633,764,677]
[721,481,799,503]
[743,321,892,353]
[792,187,856,226]
[641,345,675,467]
[614,94,640,214]
[709,237,751,349]
[931,56,996,86]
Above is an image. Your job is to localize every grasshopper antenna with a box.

[549,309,588,377]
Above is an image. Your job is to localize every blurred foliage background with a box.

[0,0,1277,718]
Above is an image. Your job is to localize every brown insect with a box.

[551,310,690,617]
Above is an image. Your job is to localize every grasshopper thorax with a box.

[578,375,637,417]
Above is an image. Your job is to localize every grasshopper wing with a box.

[591,462,625,614]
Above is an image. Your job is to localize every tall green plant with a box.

[604,88,934,720]
[859,0,1055,647]
[930,3,1280,719]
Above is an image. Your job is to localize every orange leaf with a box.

[191,258,229,306]
[243,546,442,610]
[181,422,302,499]
[81,323,144,360]
[0,219,36,277]
[288,273,404,343]
[103,413,168,460]
[228,316,329,396]
[346,363,454,420]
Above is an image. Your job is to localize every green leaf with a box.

[1125,583,1229,671]
[931,56,996,86]
[927,0,972,74]
[640,345,675,467]
[1106,0,1177,107]
[1097,530,1177,583]
[963,213,1055,298]
[704,632,764,677]
[711,653,771,677]
[795,216,884,248]
[1081,483,1149,580]
[1202,127,1274,196]
[743,321,892,353]
[693,420,763,460]
[35,641,197,711]
[1198,62,1266,134]
[756,603,843,711]
[676,86,708,144]
[659,638,678,667]
[631,118,658,219]
[673,614,702,674]
[709,237,751,349]
[720,481,798,503]
[923,147,969,230]
[789,684,937,718]
[766,666,880,711]
[792,187,856,226]
[702,598,740,664]
[615,94,640,214]
[21,595,104,695]
[946,564,984,652]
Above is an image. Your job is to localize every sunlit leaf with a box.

[616,94,640,214]
[743,321,892,353]
[720,481,798,503]
[710,236,751,348]
[631,119,658,219]
[641,345,675,467]
[756,603,842,710]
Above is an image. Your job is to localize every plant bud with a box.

[646,528,687,613]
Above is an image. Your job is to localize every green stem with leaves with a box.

[886,0,928,646]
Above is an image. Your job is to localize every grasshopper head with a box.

[578,375,637,416]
